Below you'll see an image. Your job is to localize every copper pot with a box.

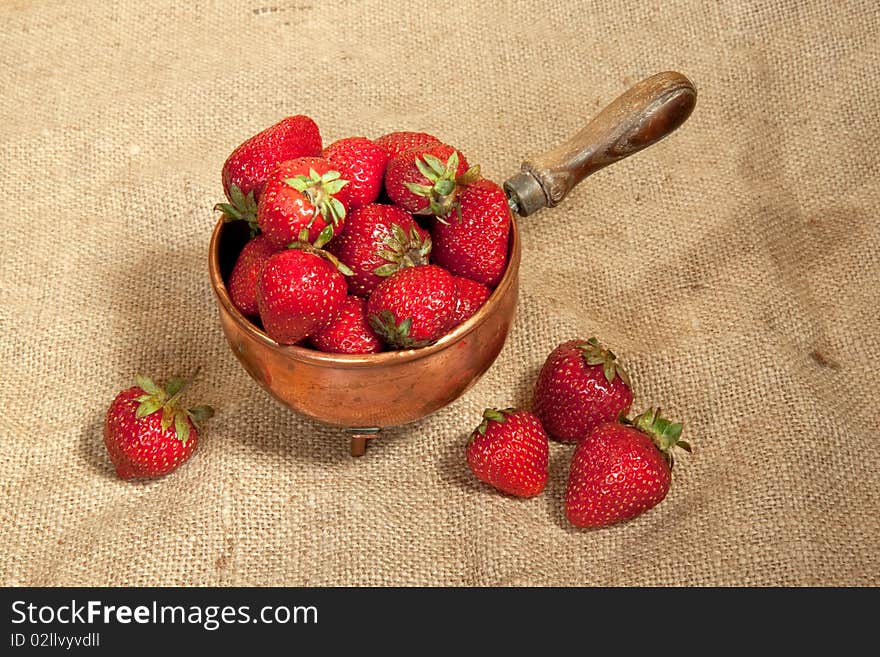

[208,72,696,455]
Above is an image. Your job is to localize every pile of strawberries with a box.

[466,338,691,528]
[215,115,511,351]
[101,117,693,525]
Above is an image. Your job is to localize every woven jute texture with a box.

[1,0,878,587]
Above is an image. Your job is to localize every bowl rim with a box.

[208,211,521,369]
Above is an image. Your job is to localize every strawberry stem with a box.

[475,407,515,435]
[405,151,478,219]
[215,184,259,236]
[134,369,212,444]
[577,337,631,386]
[630,407,689,468]
[285,169,349,228]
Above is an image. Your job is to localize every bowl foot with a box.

[347,428,381,457]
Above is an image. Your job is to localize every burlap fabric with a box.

[1,0,877,587]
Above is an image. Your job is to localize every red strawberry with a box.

[323,137,389,211]
[430,178,510,287]
[104,375,213,480]
[257,157,351,249]
[367,264,457,348]
[257,246,349,345]
[327,203,431,297]
[217,115,322,231]
[448,276,490,328]
[565,408,691,528]
[310,295,383,354]
[534,338,634,443]
[227,235,282,318]
[373,131,441,160]
[466,408,549,498]
[384,143,479,217]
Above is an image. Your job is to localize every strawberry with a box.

[257,157,351,249]
[384,143,479,217]
[373,131,440,160]
[104,375,213,480]
[367,264,457,348]
[217,115,322,231]
[257,245,350,345]
[430,178,510,287]
[466,408,549,498]
[323,137,389,211]
[565,408,691,528]
[534,338,633,443]
[448,275,490,328]
[227,235,282,318]
[310,295,383,354]
[326,203,431,297]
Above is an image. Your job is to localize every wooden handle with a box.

[504,71,696,216]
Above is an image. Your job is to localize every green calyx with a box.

[287,229,354,276]
[215,183,259,236]
[368,309,428,349]
[474,407,516,436]
[372,223,432,278]
[578,337,631,387]
[134,374,214,445]
[405,150,480,221]
[285,168,349,229]
[629,407,691,469]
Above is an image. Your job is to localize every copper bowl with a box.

[208,215,521,453]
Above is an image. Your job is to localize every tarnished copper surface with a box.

[208,215,520,430]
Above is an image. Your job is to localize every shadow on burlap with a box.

[0,0,877,586]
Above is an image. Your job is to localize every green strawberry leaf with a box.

[422,154,446,177]
[373,263,400,277]
[369,310,429,349]
[216,185,258,235]
[603,361,616,383]
[161,406,174,432]
[165,376,185,398]
[323,179,349,195]
[285,177,311,192]
[174,409,191,445]
[377,249,399,262]
[476,407,514,434]
[434,179,455,196]
[456,165,481,185]
[482,408,506,423]
[444,151,460,176]
[214,202,238,218]
[135,375,160,395]
[187,405,215,423]
[404,182,433,197]
[418,235,432,257]
[391,223,408,244]
[230,184,246,207]
[314,224,335,249]
[136,397,163,418]
[415,157,437,181]
[329,198,346,224]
